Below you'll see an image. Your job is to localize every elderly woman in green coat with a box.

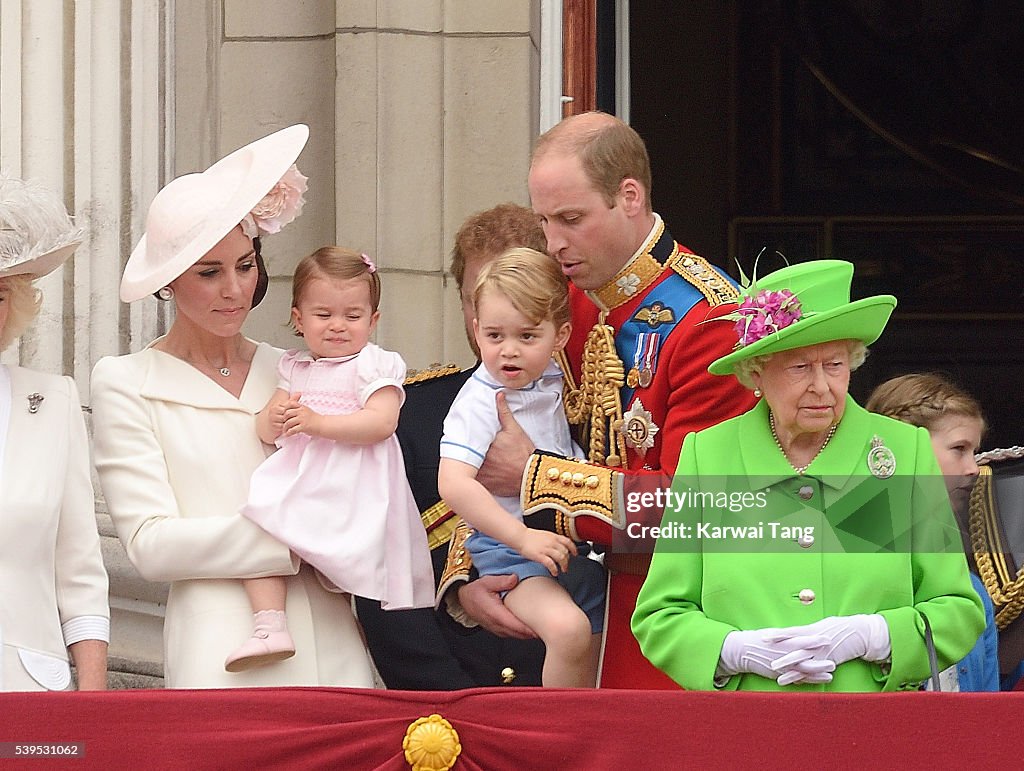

[631,259,984,691]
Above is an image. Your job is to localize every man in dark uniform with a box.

[354,203,606,688]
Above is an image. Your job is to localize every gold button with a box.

[501,667,516,684]
[584,475,600,489]
[546,467,561,480]
[560,471,573,485]
[798,588,816,604]
[455,558,463,565]
[798,485,813,501]
[572,472,585,487]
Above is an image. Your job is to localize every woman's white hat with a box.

[0,174,86,280]
[120,124,309,302]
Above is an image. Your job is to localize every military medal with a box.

[867,435,896,479]
[621,399,659,456]
[629,332,660,390]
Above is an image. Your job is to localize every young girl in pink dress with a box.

[227,246,434,672]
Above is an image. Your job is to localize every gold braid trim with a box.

[421,500,458,551]
[554,512,577,540]
[521,451,625,528]
[405,363,462,385]
[669,252,740,307]
[436,519,473,610]
[559,317,627,466]
[969,465,1024,629]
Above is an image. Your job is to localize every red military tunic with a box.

[525,215,756,688]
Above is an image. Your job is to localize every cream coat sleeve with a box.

[91,352,299,583]
[54,375,110,631]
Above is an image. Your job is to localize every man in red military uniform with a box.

[451,111,755,688]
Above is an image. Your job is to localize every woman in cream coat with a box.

[0,175,109,691]
[91,126,375,688]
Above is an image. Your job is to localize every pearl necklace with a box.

[769,412,837,475]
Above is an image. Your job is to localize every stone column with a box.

[0,0,168,385]
[334,1,540,371]
[0,0,73,374]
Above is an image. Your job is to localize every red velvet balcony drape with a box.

[1,686,1018,769]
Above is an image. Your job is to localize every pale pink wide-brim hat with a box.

[0,174,86,280]
[119,124,309,302]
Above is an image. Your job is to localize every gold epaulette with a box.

[521,451,626,530]
[421,500,458,551]
[669,252,739,307]
[970,465,1024,629]
[435,519,473,609]
[405,362,462,386]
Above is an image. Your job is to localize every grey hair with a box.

[0,274,42,351]
[733,340,868,390]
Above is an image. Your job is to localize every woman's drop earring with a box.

[753,389,762,398]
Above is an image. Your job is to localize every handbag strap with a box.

[921,612,942,691]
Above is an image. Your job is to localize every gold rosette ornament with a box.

[403,714,461,771]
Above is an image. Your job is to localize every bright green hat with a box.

[708,259,896,376]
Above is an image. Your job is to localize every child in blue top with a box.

[867,373,998,691]
[438,248,603,687]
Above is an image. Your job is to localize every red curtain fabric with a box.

[0,687,1016,769]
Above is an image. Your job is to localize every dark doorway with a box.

[615,0,1024,449]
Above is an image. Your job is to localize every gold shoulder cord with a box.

[555,315,627,467]
[970,465,1024,629]
[405,362,462,385]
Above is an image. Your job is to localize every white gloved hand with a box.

[774,654,836,686]
[769,614,891,669]
[718,629,834,685]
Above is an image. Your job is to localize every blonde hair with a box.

[866,373,986,435]
[532,111,652,212]
[473,248,570,330]
[451,203,547,290]
[291,245,381,313]
[733,340,868,389]
[0,275,42,352]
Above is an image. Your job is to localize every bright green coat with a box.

[631,396,985,691]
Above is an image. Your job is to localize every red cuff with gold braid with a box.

[521,450,626,541]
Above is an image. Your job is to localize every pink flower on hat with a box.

[241,164,308,238]
[733,288,802,346]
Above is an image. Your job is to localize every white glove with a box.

[718,629,834,685]
[774,651,837,686]
[769,614,891,669]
